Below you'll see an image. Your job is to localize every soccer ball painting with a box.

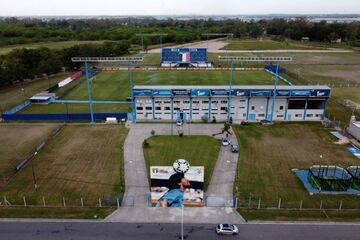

[173,159,190,173]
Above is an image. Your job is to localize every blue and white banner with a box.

[291,90,311,97]
[191,89,210,97]
[250,90,271,97]
[172,89,191,96]
[133,89,153,96]
[211,89,229,96]
[276,90,291,96]
[153,90,173,96]
[310,90,330,97]
[232,89,248,97]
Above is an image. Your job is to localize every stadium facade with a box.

[133,85,331,122]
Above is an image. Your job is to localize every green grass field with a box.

[19,103,130,114]
[222,39,325,50]
[0,40,108,55]
[66,70,277,99]
[234,123,360,211]
[0,124,59,179]
[283,64,360,124]
[20,70,276,114]
[1,125,128,206]
[0,72,71,112]
[143,136,220,190]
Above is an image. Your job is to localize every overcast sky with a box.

[0,0,359,16]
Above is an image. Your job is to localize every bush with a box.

[201,115,209,123]
[212,116,217,123]
[143,140,149,148]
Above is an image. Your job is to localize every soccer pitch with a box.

[20,70,279,114]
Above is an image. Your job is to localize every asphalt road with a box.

[0,222,359,240]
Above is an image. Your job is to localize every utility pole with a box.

[32,152,38,191]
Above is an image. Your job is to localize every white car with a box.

[216,224,239,235]
[221,138,230,146]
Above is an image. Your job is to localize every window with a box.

[240,99,246,102]
[174,107,180,111]
[136,100,143,103]
[258,114,265,117]
[251,106,255,110]
[183,100,190,104]
[174,100,180,104]
[202,108,209,111]
[136,107,143,110]
[279,106,284,110]
[295,114,303,118]
[193,108,199,111]
[243,113,247,117]
[183,108,190,111]
[239,107,245,109]
[202,101,209,104]
[277,115,284,118]
[145,100,152,104]
[220,107,227,111]
[315,114,323,118]
[307,100,325,110]
[164,101,171,104]
[164,107,170,111]
[212,100,218,104]
[155,100,162,104]
[155,107,161,111]
[221,100,228,104]
[306,114,314,118]
[193,101,200,104]
[145,107,152,110]
[288,100,306,110]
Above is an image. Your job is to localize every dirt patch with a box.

[317,70,360,83]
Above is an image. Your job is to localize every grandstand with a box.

[161,48,211,68]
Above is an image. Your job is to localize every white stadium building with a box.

[133,85,331,122]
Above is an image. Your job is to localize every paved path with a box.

[105,206,243,223]
[109,123,243,223]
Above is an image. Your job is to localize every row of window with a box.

[138,99,248,104]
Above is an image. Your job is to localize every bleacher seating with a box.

[161,48,210,68]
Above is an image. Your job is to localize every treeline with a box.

[0,41,130,87]
[1,17,360,46]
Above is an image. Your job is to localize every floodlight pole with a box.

[129,61,136,123]
[270,63,280,122]
[71,57,143,124]
[228,61,234,122]
[85,61,95,125]
[219,56,292,123]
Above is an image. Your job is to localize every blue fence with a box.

[2,113,128,121]
[4,100,31,115]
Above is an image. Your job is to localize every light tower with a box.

[218,56,293,122]
[71,56,144,124]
